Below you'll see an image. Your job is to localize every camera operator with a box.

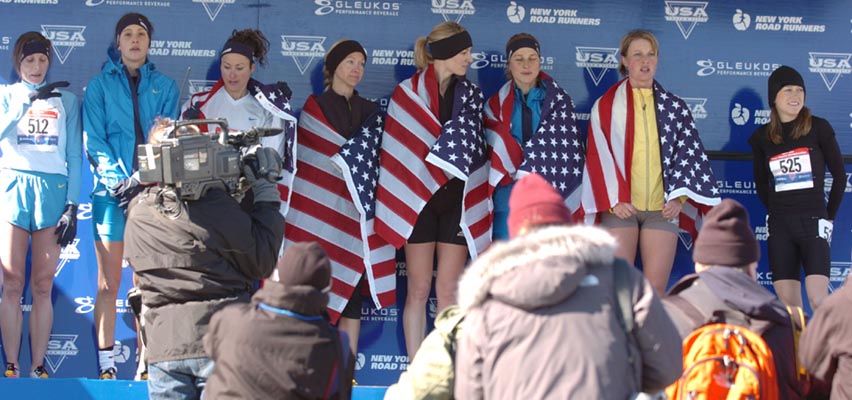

[123,119,285,399]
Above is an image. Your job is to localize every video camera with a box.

[137,118,282,201]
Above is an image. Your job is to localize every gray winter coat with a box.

[454,226,682,400]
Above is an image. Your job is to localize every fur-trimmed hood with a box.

[458,225,617,312]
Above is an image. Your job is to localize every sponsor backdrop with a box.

[0,0,850,385]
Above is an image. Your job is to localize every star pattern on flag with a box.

[518,80,584,198]
[250,79,297,173]
[654,83,720,198]
[429,80,488,177]
[337,112,384,219]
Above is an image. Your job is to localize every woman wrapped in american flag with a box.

[283,39,396,356]
[375,21,490,357]
[485,33,584,240]
[581,29,720,295]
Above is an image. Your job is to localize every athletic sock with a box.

[98,346,115,372]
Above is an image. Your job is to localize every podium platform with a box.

[0,379,387,399]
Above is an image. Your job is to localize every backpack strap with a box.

[666,293,705,327]
[612,257,634,333]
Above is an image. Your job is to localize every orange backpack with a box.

[665,323,779,400]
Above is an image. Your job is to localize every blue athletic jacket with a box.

[83,54,178,195]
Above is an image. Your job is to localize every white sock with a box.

[98,348,115,371]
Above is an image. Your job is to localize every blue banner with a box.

[0,0,850,385]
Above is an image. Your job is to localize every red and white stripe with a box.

[285,96,395,323]
[375,66,491,259]
[484,80,522,193]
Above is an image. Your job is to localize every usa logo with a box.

[45,334,79,374]
[682,97,708,120]
[664,1,709,39]
[808,52,852,91]
[55,238,81,277]
[575,46,619,86]
[193,0,235,22]
[188,79,217,95]
[281,35,326,75]
[431,0,475,23]
[40,25,86,64]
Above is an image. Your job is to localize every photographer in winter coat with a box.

[123,120,285,399]
[204,242,353,400]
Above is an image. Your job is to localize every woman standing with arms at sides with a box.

[749,66,844,310]
[181,29,296,163]
[486,33,584,240]
[83,12,178,379]
[375,21,490,357]
[581,29,719,295]
[284,39,396,355]
[0,31,81,379]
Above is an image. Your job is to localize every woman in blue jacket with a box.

[0,31,81,379]
[82,12,178,380]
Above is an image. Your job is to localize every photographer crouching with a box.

[123,118,285,399]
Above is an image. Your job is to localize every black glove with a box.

[110,176,144,209]
[54,204,78,247]
[243,147,282,203]
[29,81,70,102]
[182,103,203,120]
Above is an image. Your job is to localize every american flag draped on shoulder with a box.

[581,78,720,237]
[375,65,491,258]
[284,95,395,323]
[249,79,298,217]
[485,73,585,217]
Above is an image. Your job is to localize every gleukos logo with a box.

[281,35,326,75]
[470,52,490,70]
[314,0,400,17]
[732,9,751,31]
[431,0,475,23]
[664,1,709,40]
[193,0,234,21]
[86,0,170,7]
[682,97,708,120]
[45,334,79,374]
[808,52,852,91]
[40,25,86,64]
[55,238,81,277]
[575,46,619,86]
[730,103,750,126]
[696,59,779,77]
[507,1,525,23]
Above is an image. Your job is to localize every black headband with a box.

[325,40,366,75]
[506,37,540,58]
[21,40,49,62]
[220,40,255,62]
[115,13,152,40]
[428,31,472,60]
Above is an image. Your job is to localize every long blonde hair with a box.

[413,21,467,71]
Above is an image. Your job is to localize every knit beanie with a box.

[507,173,572,239]
[277,242,331,290]
[693,199,759,267]
[768,65,805,106]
